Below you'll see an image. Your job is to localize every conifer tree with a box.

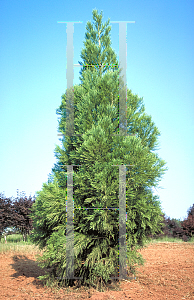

[30,9,168,290]
[78,9,120,80]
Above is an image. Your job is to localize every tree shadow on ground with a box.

[8,254,135,294]
[10,254,47,288]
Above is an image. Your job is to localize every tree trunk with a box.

[23,234,27,242]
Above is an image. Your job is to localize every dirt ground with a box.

[0,241,194,300]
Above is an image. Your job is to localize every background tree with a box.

[181,203,194,239]
[187,203,194,217]
[12,191,35,241]
[148,213,189,241]
[0,191,35,242]
[0,193,14,241]
[30,9,168,290]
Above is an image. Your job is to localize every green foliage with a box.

[78,9,120,80]
[30,8,168,290]
[29,177,67,249]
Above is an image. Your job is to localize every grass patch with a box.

[0,242,42,255]
[144,235,194,246]
[0,234,42,255]
[1,233,193,256]
[1,233,24,243]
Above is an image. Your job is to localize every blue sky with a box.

[0,0,193,222]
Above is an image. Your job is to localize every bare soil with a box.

[0,241,194,299]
